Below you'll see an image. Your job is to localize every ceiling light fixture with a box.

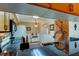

[33,16,39,28]
[33,16,39,19]
[34,23,38,28]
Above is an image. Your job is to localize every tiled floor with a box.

[5,38,67,56]
[17,46,58,56]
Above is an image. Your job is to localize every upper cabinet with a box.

[51,3,70,13]
[72,4,79,15]
[0,12,10,32]
[32,3,79,16]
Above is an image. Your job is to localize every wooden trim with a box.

[30,3,79,16]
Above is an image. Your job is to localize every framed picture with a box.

[26,27,31,31]
[50,24,54,31]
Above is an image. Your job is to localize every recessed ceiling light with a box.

[33,16,39,19]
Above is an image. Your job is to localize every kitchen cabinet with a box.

[32,3,79,16]
[69,21,79,55]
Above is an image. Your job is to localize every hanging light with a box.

[33,16,39,28]
[34,20,38,28]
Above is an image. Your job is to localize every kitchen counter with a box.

[0,33,11,51]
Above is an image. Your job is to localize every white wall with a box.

[19,19,56,44]
[39,20,55,44]
[13,25,26,39]
[69,21,79,55]
[19,17,56,44]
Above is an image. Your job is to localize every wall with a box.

[39,20,55,44]
[20,19,55,44]
[13,25,26,39]
[25,22,40,34]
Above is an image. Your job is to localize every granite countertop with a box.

[0,33,10,43]
[70,37,79,41]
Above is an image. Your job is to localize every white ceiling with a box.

[0,3,79,22]
[16,14,55,23]
[0,3,49,18]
